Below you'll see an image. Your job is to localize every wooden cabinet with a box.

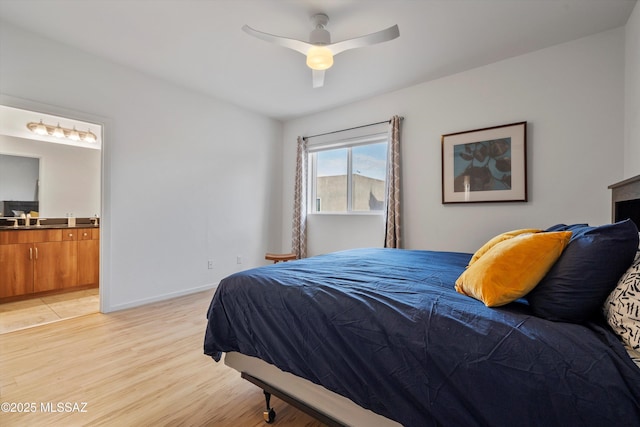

[77,228,100,287]
[0,227,98,299]
[33,240,78,293]
[0,242,33,297]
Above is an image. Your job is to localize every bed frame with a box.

[224,352,400,426]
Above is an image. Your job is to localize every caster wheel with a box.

[263,408,276,423]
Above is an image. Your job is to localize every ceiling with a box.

[0,0,636,121]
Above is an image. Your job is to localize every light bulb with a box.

[306,46,334,70]
[53,123,65,138]
[34,120,48,135]
[84,130,97,143]
[69,127,80,141]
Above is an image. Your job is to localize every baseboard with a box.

[103,282,219,312]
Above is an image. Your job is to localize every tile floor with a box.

[0,288,99,334]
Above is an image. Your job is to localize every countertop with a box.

[0,217,99,230]
[0,224,99,231]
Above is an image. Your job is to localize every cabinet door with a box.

[0,243,33,298]
[33,241,78,292]
[77,238,99,287]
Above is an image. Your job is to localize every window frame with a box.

[307,132,389,215]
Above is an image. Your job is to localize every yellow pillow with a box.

[455,231,572,307]
[468,228,542,265]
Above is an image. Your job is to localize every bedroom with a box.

[1,0,640,425]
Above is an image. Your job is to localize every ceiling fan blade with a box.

[242,25,312,55]
[329,24,400,55]
[312,69,325,88]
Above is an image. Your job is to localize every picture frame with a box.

[441,121,527,204]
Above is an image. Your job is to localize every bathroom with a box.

[0,104,102,332]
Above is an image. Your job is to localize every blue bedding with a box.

[204,248,640,426]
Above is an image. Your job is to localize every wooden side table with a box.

[265,253,297,263]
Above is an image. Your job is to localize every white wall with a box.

[283,28,626,255]
[1,22,283,311]
[626,2,640,177]
[1,17,632,309]
[306,214,386,255]
[0,136,101,217]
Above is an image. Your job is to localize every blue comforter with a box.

[204,248,640,426]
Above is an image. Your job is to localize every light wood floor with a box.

[0,288,100,334]
[0,289,326,426]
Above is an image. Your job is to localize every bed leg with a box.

[263,390,277,423]
[242,372,344,427]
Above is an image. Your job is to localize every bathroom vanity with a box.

[0,223,99,300]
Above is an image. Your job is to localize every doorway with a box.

[0,101,104,333]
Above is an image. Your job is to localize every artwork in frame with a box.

[441,121,527,204]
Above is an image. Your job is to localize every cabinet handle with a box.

[68,233,73,237]
[29,247,32,260]
[83,232,88,237]
[35,247,38,260]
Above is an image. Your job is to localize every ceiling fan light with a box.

[306,46,333,71]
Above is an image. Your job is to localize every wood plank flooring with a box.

[0,289,325,426]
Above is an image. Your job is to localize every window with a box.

[308,133,388,213]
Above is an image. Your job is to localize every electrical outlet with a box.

[208,260,214,269]
[236,256,242,264]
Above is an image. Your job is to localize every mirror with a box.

[0,135,101,218]
[0,154,40,217]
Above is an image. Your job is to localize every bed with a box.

[204,184,640,426]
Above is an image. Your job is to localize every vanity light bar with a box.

[27,120,97,143]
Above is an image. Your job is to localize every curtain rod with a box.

[303,116,403,141]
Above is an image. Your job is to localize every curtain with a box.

[292,136,308,258]
[384,116,402,248]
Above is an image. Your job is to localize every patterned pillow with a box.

[604,251,640,351]
[624,344,640,369]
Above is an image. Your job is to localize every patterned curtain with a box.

[292,136,308,258]
[384,116,402,248]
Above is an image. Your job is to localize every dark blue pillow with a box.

[544,223,589,232]
[527,219,639,323]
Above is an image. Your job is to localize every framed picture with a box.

[441,121,527,204]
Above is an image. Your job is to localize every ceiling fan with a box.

[242,14,400,88]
